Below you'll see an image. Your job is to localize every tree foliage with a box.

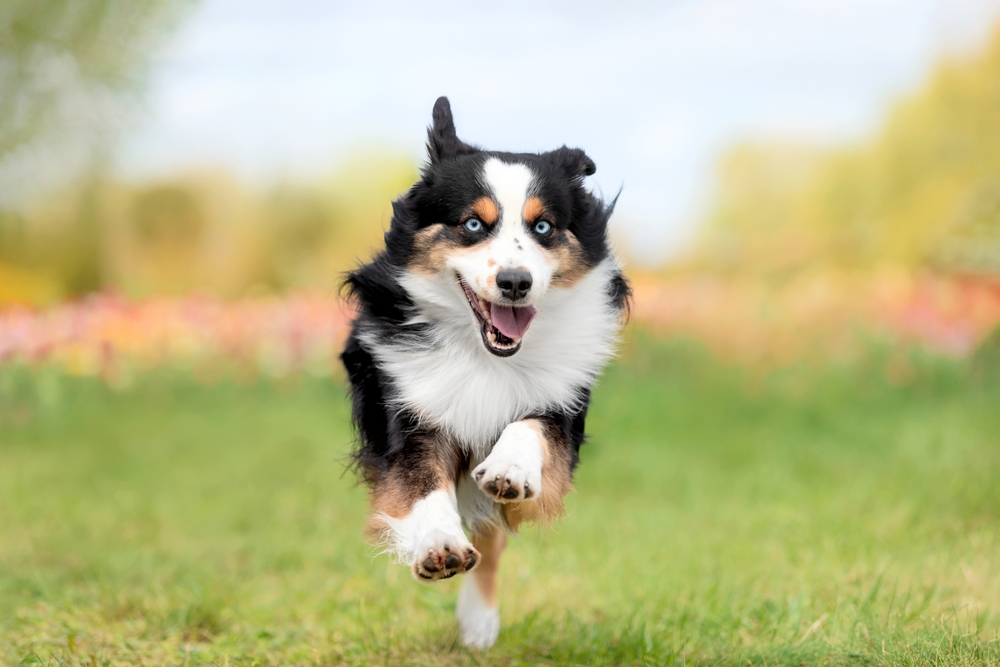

[0,0,190,159]
[694,27,1000,276]
[0,0,194,298]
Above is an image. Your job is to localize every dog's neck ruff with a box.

[359,259,621,452]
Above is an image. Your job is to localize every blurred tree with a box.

[0,0,195,301]
[259,185,333,290]
[133,185,206,248]
[322,152,420,267]
[693,26,1000,277]
[253,152,420,292]
[0,0,191,161]
[935,176,1000,274]
[79,152,419,299]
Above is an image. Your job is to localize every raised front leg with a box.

[472,417,575,529]
[473,421,543,502]
[368,430,480,581]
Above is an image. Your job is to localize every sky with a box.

[116,0,1000,262]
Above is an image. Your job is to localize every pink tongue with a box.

[489,303,537,339]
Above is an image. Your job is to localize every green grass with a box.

[2,334,999,665]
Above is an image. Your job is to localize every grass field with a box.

[2,333,1000,666]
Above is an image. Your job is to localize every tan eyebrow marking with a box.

[469,197,499,224]
[522,196,547,222]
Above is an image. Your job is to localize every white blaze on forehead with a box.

[482,158,533,221]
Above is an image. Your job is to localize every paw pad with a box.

[414,543,479,582]
[473,464,536,503]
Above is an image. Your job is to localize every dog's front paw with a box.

[413,530,480,582]
[473,458,539,502]
[473,421,544,503]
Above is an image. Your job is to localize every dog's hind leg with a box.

[457,528,506,649]
[367,429,480,582]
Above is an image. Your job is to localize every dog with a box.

[340,97,630,649]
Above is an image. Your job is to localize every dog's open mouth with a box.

[459,278,536,357]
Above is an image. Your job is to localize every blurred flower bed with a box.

[0,292,352,387]
[631,270,1000,367]
[2,271,999,387]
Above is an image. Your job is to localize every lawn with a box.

[2,334,999,666]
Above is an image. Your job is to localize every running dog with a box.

[341,96,629,648]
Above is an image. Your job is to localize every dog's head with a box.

[383,97,617,358]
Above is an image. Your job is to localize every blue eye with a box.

[464,218,483,232]
[534,220,552,235]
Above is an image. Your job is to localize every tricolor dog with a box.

[341,97,629,648]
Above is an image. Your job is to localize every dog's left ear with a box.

[549,146,597,178]
[427,96,476,163]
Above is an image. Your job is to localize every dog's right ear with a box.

[427,96,476,163]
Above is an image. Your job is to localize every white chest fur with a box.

[361,259,622,453]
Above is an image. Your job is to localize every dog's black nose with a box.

[496,268,533,301]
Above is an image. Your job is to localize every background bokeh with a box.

[3,2,1000,665]
[4,1,1000,368]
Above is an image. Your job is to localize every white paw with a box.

[473,421,543,503]
[457,575,500,649]
[380,489,480,582]
[412,528,479,582]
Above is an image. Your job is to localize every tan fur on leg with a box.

[470,529,506,606]
[499,419,574,531]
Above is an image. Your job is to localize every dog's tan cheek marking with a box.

[408,224,453,276]
[470,529,506,606]
[522,196,547,222]
[499,419,574,532]
[408,224,478,277]
[547,229,591,287]
[470,197,499,225]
